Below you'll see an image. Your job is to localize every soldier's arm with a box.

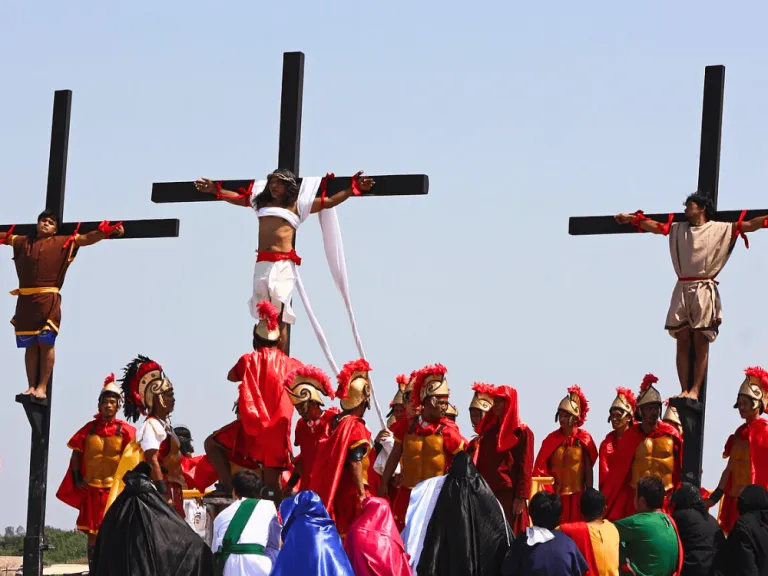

[378,441,403,496]
[70,450,85,488]
[584,453,594,490]
[615,212,669,234]
[347,444,368,504]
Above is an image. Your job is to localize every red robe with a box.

[56,417,135,534]
[559,522,599,576]
[533,428,598,523]
[598,429,624,492]
[719,417,768,534]
[212,348,300,469]
[294,407,341,489]
[308,414,373,536]
[602,421,682,522]
[473,413,533,535]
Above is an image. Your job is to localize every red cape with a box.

[533,428,598,487]
[560,522,599,576]
[602,421,682,521]
[488,385,522,452]
[598,430,621,492]
[308,414,370,521]
[56,418,135,510]
[344,496,412,576]
[181,454,218,492]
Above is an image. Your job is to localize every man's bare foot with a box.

[31,388,47,400]
[21,387,35,396]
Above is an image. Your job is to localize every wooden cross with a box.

[568,65,768,486]
[1,90,179,576]
[151,51,429,357]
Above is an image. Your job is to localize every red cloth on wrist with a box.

[98,220,123,237]
[62,222,81,249]
[320,173,335,210]
[2,224,15,244]
[630,210,649,232]
[351,175,363,196]
[659,213,675,236]
[734,209,750,249]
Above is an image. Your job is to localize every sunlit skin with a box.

[469,407,485,431]
[639,404,661,434]
[558,410,577,436]
[98,395,120,420]
[737,395,760,423]
[37,216,58,238]
[493,397,507,418]
[422,396,448,423]
[296,400,323,422]
[392,404,406,422]
[609,408,631,436]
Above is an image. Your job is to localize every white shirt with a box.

[212,498,281,576]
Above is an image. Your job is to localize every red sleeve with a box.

[598,435,612,492]
[514,425,534,499]
[441,422,465,455]
[294,419,307,448]
[66,421,94,452]
[390,418,410,443]
[347,420,370,450]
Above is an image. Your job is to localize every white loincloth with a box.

[248,259,297,325]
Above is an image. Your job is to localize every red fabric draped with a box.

[490,385,522,451]
[560,522,599,576]
[598,430,622,492]
[602,422,682,521]
[294,407,341,489]
[720,417,768,533]
[233,348,301,468]
[180,455,218,492]
[344,496,413,576]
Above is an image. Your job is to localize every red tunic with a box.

[533,428,598,524]
[10,235,79,335]
[598,429,623,492]
[475,422,533,535]
[720,418,768,534]
[212,348,300,469]
[294,407,340,488]
[56,417,135,534]
[308,414,374,536]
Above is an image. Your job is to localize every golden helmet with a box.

[337,359,372,411]
[608,387,637,422]
[284,365,335,406]
[445,403,458,418]
[556,385,589,426]
[390,374,409,407]
[412,364,449,407]
[254,300,281,342]
[120,355,173,422]
[470,382,495,412]
[99,373,122,401]
[662,400,682,428]
[636,374,662,409]
[736,367,768,411]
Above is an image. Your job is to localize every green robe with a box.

[615,512,679,576]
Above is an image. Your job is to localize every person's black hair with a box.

[685,193,716,221]
[580,488,606,522]
[529,491,562,530]
[232,469,264,499]
[670,482,707,516]
[174,426,194,456]
[31,210,60,240]
[254,168,300,209]
[637,475,666,510]
[119,354,152,423]
[98,390,121,404]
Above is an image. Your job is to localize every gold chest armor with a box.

[631,435,675,490]
[728,438,752,497]
[550,443,584,495]
[84,424,124,489]
[401,425,447,489]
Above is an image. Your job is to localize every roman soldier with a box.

[378,363,465,531]
[598,387,636,491]
[602,374,683,521]
[469,386,493,434]
[308,359,376,537]
[472,383,534,535]
[204,300,301,496]
[56,374,135,571]
[387,374,409,424]
[662,400,684,436]
[282,364,339,495]
[105,355,185,516]
[533,386,598,523]
[445,403,459,422]
[402,370,421,421]
[1,212,123,399]
[707,367,768,534]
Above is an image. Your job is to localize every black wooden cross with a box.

[568,65,768,486]
[150,51,429,355]
[1,90,179,576]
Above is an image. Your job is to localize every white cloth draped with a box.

[250,176,386,430]
[401,475,447,575]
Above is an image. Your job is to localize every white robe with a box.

[211,498,281,576]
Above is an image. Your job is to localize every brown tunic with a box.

[10,234,78,335]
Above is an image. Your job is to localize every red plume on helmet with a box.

[640,373,659,394]
[472,382,497,396]
[283,364,335,399]
[256,300,280,332]
[396,374,409,389]
[411,364,448,408]
[104,373,116,387]
[336,359,372,399]
[568,385,589,427]
[615,387,637,414]
[745,366,768,395]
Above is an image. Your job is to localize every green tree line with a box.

[0,526,87,566]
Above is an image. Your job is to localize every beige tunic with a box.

[665,221,735,341]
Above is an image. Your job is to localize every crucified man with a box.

[615,193,768,400]
[194,169,374,354]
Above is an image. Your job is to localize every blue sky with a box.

[2,1,768,528]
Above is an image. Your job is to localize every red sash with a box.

[256,250,302,265]
[560,522,599,576]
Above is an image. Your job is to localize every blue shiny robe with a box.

[272,491,355,576]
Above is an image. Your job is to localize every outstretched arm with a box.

[75,223,124,247]
[310,171,375,213]
[195,178,251,207]
[735,214,768,234]
[615,212,669,234]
